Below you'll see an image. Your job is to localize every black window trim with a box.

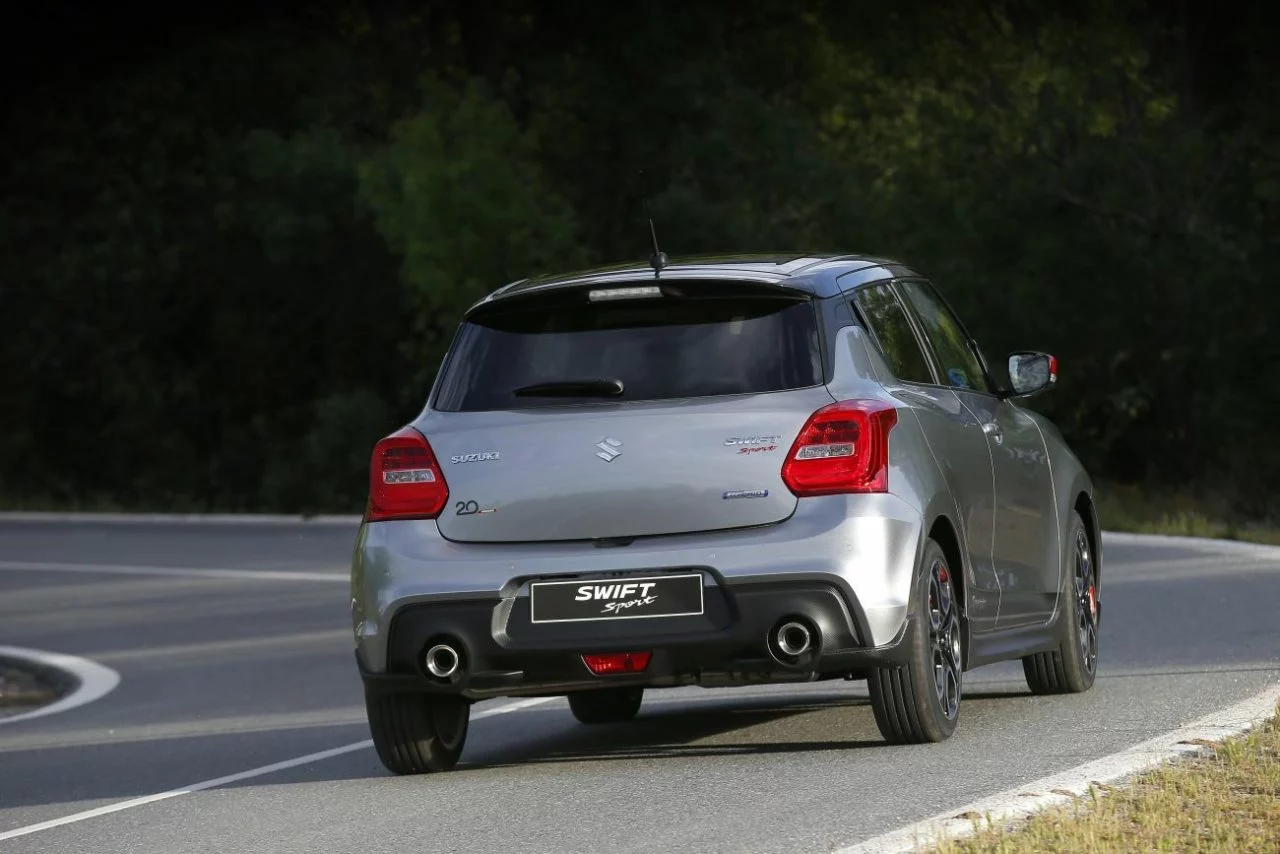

[846,279,941,387]
[846,277,1006,399]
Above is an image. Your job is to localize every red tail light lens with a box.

[781,400,898,496]
[366,426,449,522]
[582,651,652,675]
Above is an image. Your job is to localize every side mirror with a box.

[1006,351,1058,397]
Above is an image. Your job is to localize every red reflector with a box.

[366,426,449,522]
[582,651,652,676]
[781,400,898,496]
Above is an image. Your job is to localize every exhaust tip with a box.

[768,617,818,668]
[776,621,812,657]
[424,643,461,679]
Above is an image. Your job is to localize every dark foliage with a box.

[2,1,1276,516]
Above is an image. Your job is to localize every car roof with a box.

[470,253,924,310]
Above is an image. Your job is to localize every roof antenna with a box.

[640,170,667,278]
[647,214,668,278]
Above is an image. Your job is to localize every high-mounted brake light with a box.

[366,426,449,522]
[781,400,898,496]
[587,286,662,302]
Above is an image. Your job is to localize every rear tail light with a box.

[366,426,449,522]
[582,651,652,675]
[781,400,898,496]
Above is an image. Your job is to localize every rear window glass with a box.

[433,286,822,411]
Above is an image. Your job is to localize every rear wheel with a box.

[1022,512,1098,694]
[568,687,644,724]
[366,691,470,774]
[868,538,963,744]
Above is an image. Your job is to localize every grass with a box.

[0,662,58,712]
[924,495,1280,852]
[929,704,1280,853]
[1095,483,1280,546]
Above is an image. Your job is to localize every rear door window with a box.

[433,284,823,411]
[851,284,935,384]
[897,280,992,393]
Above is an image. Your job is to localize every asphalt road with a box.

[1,520,1278,854]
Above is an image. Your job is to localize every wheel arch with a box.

[926,514,967,618]
[923,512,973,672]
[1073,489,1102,588]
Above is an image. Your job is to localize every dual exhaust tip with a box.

[426,620,819,679]
[768,617,818,668]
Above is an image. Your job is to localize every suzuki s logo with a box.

[595,437,623,462]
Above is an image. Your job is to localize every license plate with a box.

[529,573,705,624]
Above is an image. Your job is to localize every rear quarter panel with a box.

[825,324,966,609]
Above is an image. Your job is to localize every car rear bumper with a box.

[357,574,921,698]
[351,493,925,689]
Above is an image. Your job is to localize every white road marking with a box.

[1,523,1273,849]
[89,629,351,664]
[0,560,347,583]
[834,678,1280,854]
[0,646,121,727]
[0,742,372,843]
[0,706,369,754]
[0,696,558,842]
[1101,530,1280,556]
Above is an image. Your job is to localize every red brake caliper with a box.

[1087,584,1098,619]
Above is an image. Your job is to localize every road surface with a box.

[1,520,1277,853]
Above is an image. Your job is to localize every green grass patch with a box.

[1095,484,1280,546]
[931,704,1280,853]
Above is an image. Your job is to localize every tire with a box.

[567,687,644,724]
[366,690,470,775]
[868,538,963,744]
[1022,511,1099,695]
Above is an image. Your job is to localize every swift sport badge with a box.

[724,436,781,446]
[529,573,705,623]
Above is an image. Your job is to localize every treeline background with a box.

[3,1,1277,521]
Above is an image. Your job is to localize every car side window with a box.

[897,280,992,393]
[851,284,934,384]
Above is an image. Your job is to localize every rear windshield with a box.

[433,285,823,411]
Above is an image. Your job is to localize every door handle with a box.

[982,422,1004,444]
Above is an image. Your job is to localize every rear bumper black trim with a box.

[357,579,915,699]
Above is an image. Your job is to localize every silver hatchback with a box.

[351,254,1102,774]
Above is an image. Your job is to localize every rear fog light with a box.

[582,651,652,675]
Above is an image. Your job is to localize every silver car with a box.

[351,254,1102,774]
